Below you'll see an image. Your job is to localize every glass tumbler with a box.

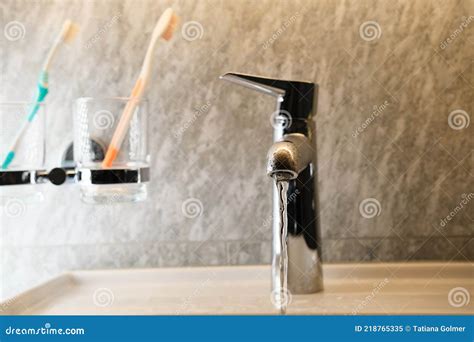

[73,97,149,204]
[0,102,45,204]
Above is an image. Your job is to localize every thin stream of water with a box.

[276,179,289,314]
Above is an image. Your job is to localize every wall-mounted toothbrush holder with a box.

[0,168,71,186]
[0,98,150,204]
[73,97,149,204]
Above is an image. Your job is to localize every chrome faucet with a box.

[220,73,323,295]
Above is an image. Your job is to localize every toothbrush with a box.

[1,20,79,170]
[102,8,178,168]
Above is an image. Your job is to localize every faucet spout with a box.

[267,134,313,181]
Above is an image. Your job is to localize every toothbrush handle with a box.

[1,86,48,169]
[1,151,16,170]
[102,99,138,167]
[1,111,37,169]
[102,80,143,168]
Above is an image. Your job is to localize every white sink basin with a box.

[1,262,472,315]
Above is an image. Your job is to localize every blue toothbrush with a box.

[1,20,78,170]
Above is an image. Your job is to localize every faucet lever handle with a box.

[220,72,317,120]
[219,73,286,98]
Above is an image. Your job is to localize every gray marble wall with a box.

[0,0,472,299]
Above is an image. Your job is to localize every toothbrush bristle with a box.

[162,13,179,41]
[62,21,79,43]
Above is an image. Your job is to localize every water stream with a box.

[275,179,289,314]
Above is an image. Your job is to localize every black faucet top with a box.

[220,72,317,119]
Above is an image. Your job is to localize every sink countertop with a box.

[1,262,472,315]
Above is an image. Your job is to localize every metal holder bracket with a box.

[0,140,149,187]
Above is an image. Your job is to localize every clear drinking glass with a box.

[0,102,45,204]
[73,97,149,204]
